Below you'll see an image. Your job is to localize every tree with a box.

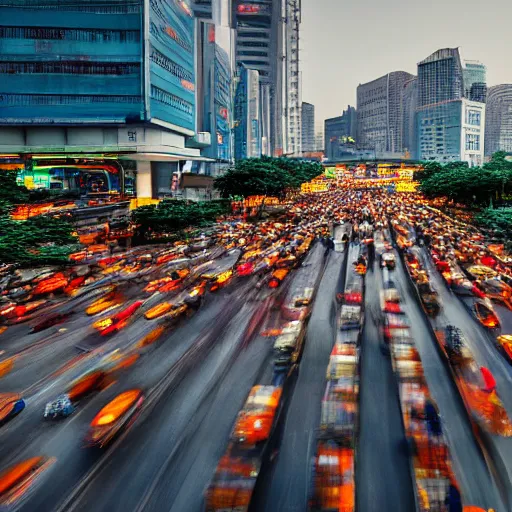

[131,199,231,243]
[0,171,78,266]
[214,157,322,199]
[418,154,512,206]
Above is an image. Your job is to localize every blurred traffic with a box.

[0,188,510,512]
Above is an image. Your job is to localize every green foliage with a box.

[214,157,323,198]
[132,199,231,242]
[475,208,512,241]
[418,153,512,206]
[0,171,78,266]
[0,171,29,205]
[0,215,79,266]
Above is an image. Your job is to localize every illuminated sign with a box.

[237,4,271,14]
[395,182,419,193]
[397,169,414,180]
[324,167,336,179]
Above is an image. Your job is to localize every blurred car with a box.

[44,370,106,419]
[232,386,281,446]
[473,300,500,329]
[145,302,173,320]
[496,335,512,363]
[381,252,396,270]
[44,395,74,419]
[0,394,25,425]
[93,300,144,336]
[0,456,54,506]
[86,389,144,447]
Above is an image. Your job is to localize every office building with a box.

[324,106,357,161]
[283,0,302,156]
[402,78,418,159]
[233,0,301,157]
[194,1,236,175]
[234,65,261,159]
[416,48,486,165]
[0,0,210,199]
[301,102,315,153]
[463,60,487,101]
[315,131,324,152]
[485,85,512,156]
[357,71,415,154]
[418,48,464,107]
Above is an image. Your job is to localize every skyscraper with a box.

[356,71,414,154]
[284,0,302,156]
[417,48,464,107]
[234,65,261,159]
[301,102,315,153]
[485,85,512,156]
[463,60,487,101]
[402,78,418,159]
[324,106,356,161]
[193,0,235,175]
[233,0,300,157]
[416,48,485,166]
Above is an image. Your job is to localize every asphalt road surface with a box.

[356,261,416,512]
[393,250,504,510]
[1,240,512,512]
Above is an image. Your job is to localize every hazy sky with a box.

[301,0,512,131]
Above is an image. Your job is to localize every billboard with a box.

[237,3,272,15]
[149,0,196,133]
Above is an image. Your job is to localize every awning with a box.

[118,152,215,163]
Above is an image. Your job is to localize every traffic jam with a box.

[0,188,510,512]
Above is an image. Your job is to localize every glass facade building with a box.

[301,102,315,153]
[324,106,356,161]
[416,48,485,165]
[418,48,464,108]
[463,60,486,101]
[357,71,414,154]
[234,65,260,159]
[0,0,196,134]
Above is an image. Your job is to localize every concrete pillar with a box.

[136,161,152,199]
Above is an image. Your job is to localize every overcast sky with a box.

[301,0,512,131]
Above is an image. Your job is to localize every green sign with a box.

[324,167,336,179]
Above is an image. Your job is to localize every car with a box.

[0,456,55,507]
[496,335,512,363]
[44,394,74,419]
[381,252,396,270]
[473,300,501,329]
[0,394,25,425]
[86,389,144,447]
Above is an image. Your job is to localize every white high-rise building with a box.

[283,0,301,156]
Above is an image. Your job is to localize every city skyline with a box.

[301,0,512,130]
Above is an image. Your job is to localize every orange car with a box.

[0,456,55,506]
[87,389,144,447]
[232,386,282,445]
[310,443,355,512]
[497,335,512,363]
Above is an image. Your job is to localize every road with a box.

[356,257,416,512]
[393,249,503,510]
[1,238,512,511]
[249,248,344,512]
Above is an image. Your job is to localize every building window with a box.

[150,86,193,115]
[466,109,481,126]
[0,26,140,43]
[465,133,480,151]
[150,47,193,82]
[0,62,139,76]
[0,94,140,105]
